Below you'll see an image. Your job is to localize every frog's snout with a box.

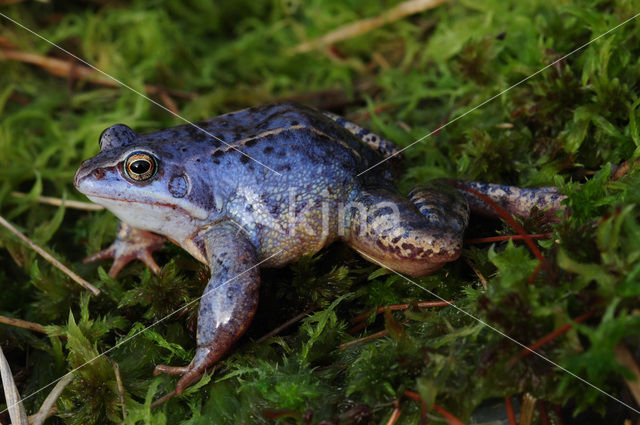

[74,161,104,193]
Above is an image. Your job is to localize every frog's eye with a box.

[124,152,157,181]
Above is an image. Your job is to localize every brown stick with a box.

[350,300,453,325]
[339,328,390,350]
[403,391,466,425]
[384,401,402,425]
[519,393,536,425]
[0,215,101,295]
[291,0,447,53]
[111,360,127,421]
[255,309,314,344]
[11,191,104,211]
[465,233,553,244]
[614,344,640,406]
[0,345,28,425]
[31,373,74,425]
[464,257,488,290]
[505,397,518,425]
[0,315,47,335]
[0,49,197,99]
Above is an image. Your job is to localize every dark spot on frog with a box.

[291,120,299,126]
[240,155,250,164]
[92,169,105,180]
[277,150,286,157]
[263,146,274,155]
[246,204,253,212]
[277,164,291,172]
[213,159,220,165]
[245,139,257,147]
[212,150,224,158]
[169,174,188,198]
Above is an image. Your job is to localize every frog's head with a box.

[74,124,216,245]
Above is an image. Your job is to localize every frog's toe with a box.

[83,222,165,277]
[153,364,189,376]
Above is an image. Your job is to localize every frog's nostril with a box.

[92,169,106,180]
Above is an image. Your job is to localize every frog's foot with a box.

[154,344,229,394]
[83,222,165,277]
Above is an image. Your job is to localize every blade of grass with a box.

[0,346,28,425]
[291,0,447,53]
[0,215,101,295]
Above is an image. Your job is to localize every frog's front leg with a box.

[344,181,470,277]
[84,222,165,277]
[155,221,260,394]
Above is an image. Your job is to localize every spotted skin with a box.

[74,102,565,392]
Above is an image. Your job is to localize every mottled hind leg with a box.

[450,180,565,221]
[154,221,260,394]
[344,181,469,277]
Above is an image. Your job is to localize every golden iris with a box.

[124,152,157,181]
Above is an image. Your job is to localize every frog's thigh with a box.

[175,221,260,392]
[344,184,469,277]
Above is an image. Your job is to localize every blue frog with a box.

[74,102,563,392]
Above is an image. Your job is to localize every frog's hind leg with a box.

[154,221,260,394]
[323,111,400,158]
[451,180,565,221]
[343,181,469,277]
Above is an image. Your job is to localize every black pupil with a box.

[130,159,150,174]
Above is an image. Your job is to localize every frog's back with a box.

[137,103,394,265]
[142,102,387,180]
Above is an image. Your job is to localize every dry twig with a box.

[291,0,447,53]
[0,315,47,335]
[11,192,104,211]
[519,393,536,425]
[30,373,74,425]
[0,215,101,295]
[0,345,28,425]
[111,360,127,421]
[255,309,314,344]
[614,344,640,406]
[0,49,197,100]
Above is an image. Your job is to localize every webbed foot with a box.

[154,344,227,394]
[84,222,165,277]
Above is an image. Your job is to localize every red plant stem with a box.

[403,391,466,425]
[538,400,550,425]
[508,311,595,366]
[505,397,518,425]
[465,233,552,244]
[553,404,565,425]
[385,400,402,425]
[451,182,552,277]
[526,263,543,286]
[350,301,453,324]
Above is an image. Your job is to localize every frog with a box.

[73,102,564,392]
